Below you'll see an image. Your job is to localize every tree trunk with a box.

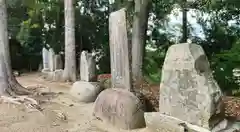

[0,54,8,95]
[181,0,188,43]
[131,0,151,87]
[62,0,76,82]
[0,0,30,96]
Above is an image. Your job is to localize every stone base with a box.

[144,112,240,132]
[144,112,211,132]
[41,69,63,81]
[69,81,101,103]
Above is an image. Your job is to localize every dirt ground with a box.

[0,73,149,132]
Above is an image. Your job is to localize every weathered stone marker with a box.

[92,8,145,130]
[48,48,55,72]
[145,43,240,132]
[42,47,49,70]
[54,54,63,70]
[80,51,96,82]
[109,8,131,90]
[159,43,222,129]
[70,51,100,103]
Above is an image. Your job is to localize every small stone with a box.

[53,110,67,121]
[52,122,60,126]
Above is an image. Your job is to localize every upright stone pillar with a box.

[42,47,49,70]
[54,54,63,70]
[70,51,100,102]
[80,51,96,82]
[109,8,131,91]
[48,48,55,72]
[92,8,145,130]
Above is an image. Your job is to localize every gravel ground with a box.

[0,73,150,132]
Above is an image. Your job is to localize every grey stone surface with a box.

[80,51,96,82]
[41,69,63,81]
[54,54,63,70]
[51,69,63,81]
[144,112,214,132]
[159,43,223,129]
[42,47,49,70]
[144,112,185,132]
[48,48,55,72]
[212,120,240,132]
[93,88,145,130]
[70,81,101,103]
[109,8,131,90]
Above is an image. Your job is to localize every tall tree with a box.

[131,0,151,86]
[181,0,188,43]
[62,0,76,82]
[0,0,31,96]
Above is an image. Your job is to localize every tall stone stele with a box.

[109,8,131,91]
[93,8,145,130]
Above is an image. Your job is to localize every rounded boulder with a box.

[70,81,101,103]
[93,88,145,130]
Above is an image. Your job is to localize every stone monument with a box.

[70,51,101,103]
[92,8,145,130]
[109,8,131,91]
[144,43,240,132]
[42,47,49,71]
[48,48,55,72]
[54,54,63,70]
[80,51,96,82]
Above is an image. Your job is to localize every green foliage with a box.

[211,40,240,95]
[192,0,240,95]
[143,49,163,84]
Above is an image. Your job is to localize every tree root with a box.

[1,79,52,112]
[0,75,58,112]
[0,95,42,112]
[8,77,34,96]
[7,76,54,97]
